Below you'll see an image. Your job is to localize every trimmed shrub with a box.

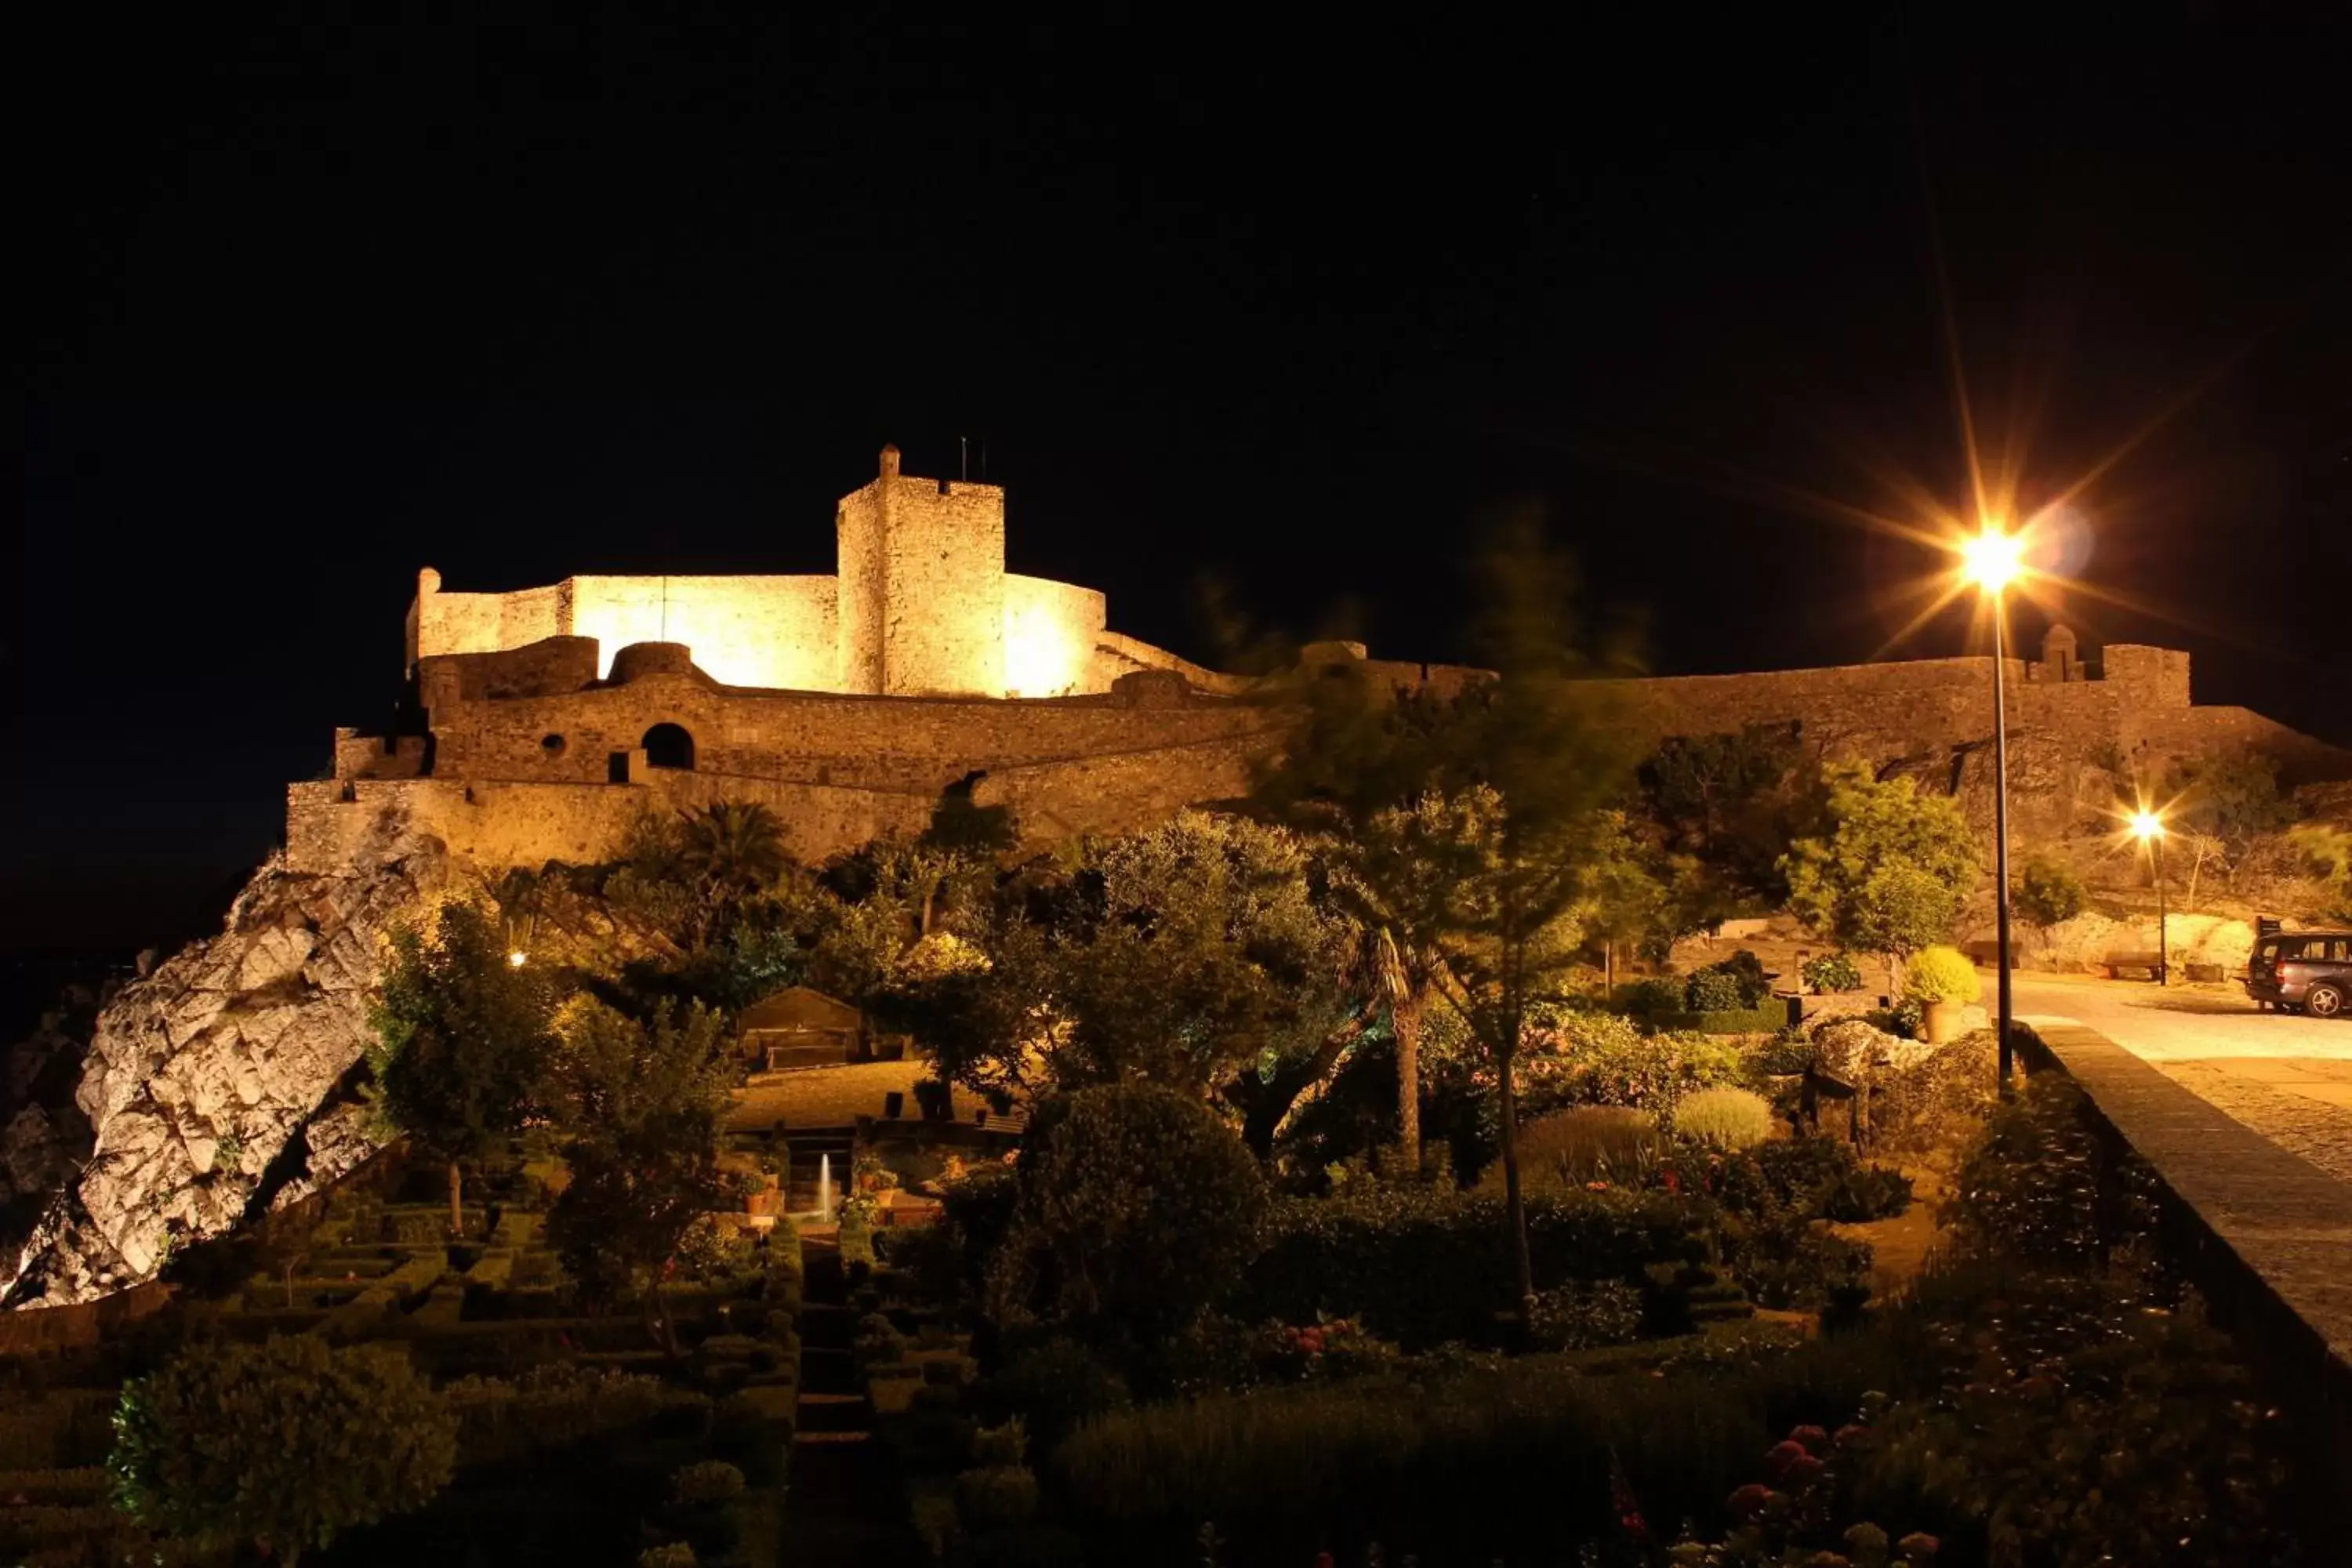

[994,1085,1266,1341]
[1672,1087,1773,1151]
[1900,946,1980,1005]
[1685,967,1750,1013]
[111,1335,457,1559]
[1613,977,1686,1016]
[1800,952,1863,993]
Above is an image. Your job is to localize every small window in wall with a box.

[642,722,695,770]
[608,751,630,784]
[541,734,567,757]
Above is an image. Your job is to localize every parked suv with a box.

[2246,931,2352,1017]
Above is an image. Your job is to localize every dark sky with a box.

[9,6,2351,958]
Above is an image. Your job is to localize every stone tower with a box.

[834,445,1009,696]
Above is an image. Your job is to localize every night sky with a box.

[10,7,2350,964]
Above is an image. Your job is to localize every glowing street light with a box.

[1966,524,2024,1089]
[1961,527,2025,594]
[2129,810,2169,987]
[506,949,529,969]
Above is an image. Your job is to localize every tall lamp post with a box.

[2131,811,2169,986]
[1963,528,2025,1090]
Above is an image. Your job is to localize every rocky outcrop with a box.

[2,824,448,1308]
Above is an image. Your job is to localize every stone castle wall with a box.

[837,450,1010,697]
[413,448,1124,699]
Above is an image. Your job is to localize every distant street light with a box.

[1963,524,2024,1089]
[2130,810,2169,986]
[507,949,529,969]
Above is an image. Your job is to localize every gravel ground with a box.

[726,1058,926,1130]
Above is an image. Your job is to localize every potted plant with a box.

[1901,946,1982,1043]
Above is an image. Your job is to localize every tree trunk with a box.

[448,1160,465,1238]
[1227,1015,1370,1160]
[1393,989,1422,1172]
[1496,1045,1534,1321]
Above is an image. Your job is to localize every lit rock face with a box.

[2,824,447,1308]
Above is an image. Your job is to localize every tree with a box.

[1260,521,1637,1314]
[111,1334,456,1566]
[2015,854,2087,945]
[678,800,790,893]
[1781,760,1980,993]
[543,997,736,1341]
[2168,750,2296,889]
[991,1083,1265,1345]
[906,813,1368,1157]
[1639,721,1811,913]
[369,901,558,1234]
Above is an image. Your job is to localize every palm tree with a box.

[677,801,789,894]
[1374,925,1427,1171]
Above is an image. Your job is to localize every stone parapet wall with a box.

[422,670,1275,795]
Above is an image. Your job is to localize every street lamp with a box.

[1962,525,2025,1088]
[2129,810,2168,986]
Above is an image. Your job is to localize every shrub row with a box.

[1230,1186,1708,1348]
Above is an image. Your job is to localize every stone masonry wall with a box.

[874,470,1008,697]
[419,669,1275,795]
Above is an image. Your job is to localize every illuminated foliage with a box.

[111,1334,456,1565]
[368,901,558,1233]
[1781,760,1979,987]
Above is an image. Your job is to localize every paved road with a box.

[2013,970,2352,1186]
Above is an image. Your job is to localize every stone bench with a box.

[2103,953,2164,982]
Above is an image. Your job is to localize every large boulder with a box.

[1,827,448,1308]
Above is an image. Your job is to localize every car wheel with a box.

[2309,983,2347,1019]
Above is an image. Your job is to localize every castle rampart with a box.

[307,448,2350,885]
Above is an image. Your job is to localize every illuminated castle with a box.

[296,446,1472,876]
[407,444,1221,700]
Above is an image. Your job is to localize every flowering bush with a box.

[1250,1316,1403,1382]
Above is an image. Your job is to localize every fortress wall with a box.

[974,731,1272,842]
[413,573,840,690]
[566,575,837,689]
[1004,574,1106,697]
[287,773,936,877]
[426,673,1277,795]
[417,637,602,712]
[2127,706,2352,784]
[412,578,506,664]
[1090,630,1258,696]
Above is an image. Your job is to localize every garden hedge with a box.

[1648,1001,1796,1035]
[1229,1187,1709,1347]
